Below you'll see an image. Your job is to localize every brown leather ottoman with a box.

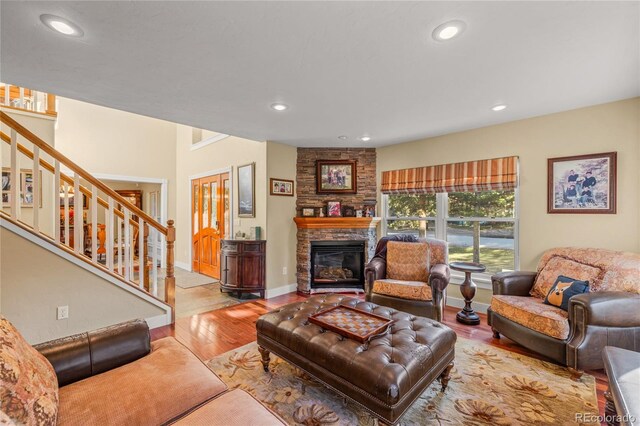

[256,294,456,425]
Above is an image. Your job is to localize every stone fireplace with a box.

[310,241,365,291]
[294,148,378,293]
[294,217,379,293]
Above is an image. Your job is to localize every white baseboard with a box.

[446,296,489,314]
[145,313,171,329]
[174,261,191,272]
[265,283,297,299]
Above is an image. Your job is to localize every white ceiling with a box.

[2,1,638,147]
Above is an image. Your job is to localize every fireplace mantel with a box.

[293,217,381,229]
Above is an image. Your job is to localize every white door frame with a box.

[187,167,234,273]
[75,172,169,268]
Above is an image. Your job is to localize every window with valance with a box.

[382,156,519,276]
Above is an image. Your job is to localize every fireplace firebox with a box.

[310,241,365,291]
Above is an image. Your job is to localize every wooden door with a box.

[191,173,229,278]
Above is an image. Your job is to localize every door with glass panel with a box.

[191,173,229,278]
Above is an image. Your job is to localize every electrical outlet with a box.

[282,266,288,275]
[57,306,69,320]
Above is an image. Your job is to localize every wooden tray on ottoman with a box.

[308,305,394,343]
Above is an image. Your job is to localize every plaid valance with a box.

[381,156,519,194]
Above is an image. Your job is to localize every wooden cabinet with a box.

[220,240,266,298]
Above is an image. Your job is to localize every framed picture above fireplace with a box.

[316,160,357,194]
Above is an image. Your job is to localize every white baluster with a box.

[91,185,98,263]
[19,87,24,108]
[117,217,123,275]
[54,162,60,243]
[32,146,40,232]
[107,198,114,270]
[124,209,131,282]
[152,227,158,296]
[74,175,82,254]
[138,217,145,288]
[63,184,69,247]
[9,130,18,220]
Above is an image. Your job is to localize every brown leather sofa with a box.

[0,316,285,425]
[487,247,640,371]
[365,234,450,321]
[603,347,639,426]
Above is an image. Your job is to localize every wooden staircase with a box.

[0,105,176,322]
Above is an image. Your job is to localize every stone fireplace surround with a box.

[294,147,378,293]
[295,218,379,293]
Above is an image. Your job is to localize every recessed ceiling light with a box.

[40,14,84,37]
[337,135,348,140]
[491,104,507,111]
[270,103,288,111]
[359,136,371,142]
[432,20,466,41]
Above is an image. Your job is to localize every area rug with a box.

[206,337,599,425]
[157,266,218,289]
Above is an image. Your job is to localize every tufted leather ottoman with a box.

[256,294,456,425]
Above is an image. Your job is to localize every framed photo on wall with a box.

[547,152,617,214]
[316,160,357,194]
[2,168,42,208]
[270,178,294,196]
[238,163,255,218]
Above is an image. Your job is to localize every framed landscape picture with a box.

[548,152,616,214]
[270,178,294,196]
[316,160,357,194]
[238,163,255,217]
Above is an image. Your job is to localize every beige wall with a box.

[0,227,166,344]
[1,110,57,239]
[54,97,177,226]
[265,142,298,292]
[377,98,640,304]
[175,124,267,268]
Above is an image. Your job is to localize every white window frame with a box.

[382,189,520,289]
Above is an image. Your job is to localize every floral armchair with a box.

[488,247,640,371]
[364,234,450,321]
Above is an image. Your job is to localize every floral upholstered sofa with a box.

[0,316,285,425]
[488,247,640,371]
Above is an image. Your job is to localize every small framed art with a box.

[270,178,294,196]
[326,201,342,217]
[301,207,316,217]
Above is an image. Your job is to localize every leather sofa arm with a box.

[429,263,450,292]
[364,257,386,297]
[34,319,151,387]
[491,271,537,296]
[569,292,640,327]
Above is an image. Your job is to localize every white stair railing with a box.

[0,111,175,321]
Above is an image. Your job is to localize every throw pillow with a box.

[0,315,59,425]
[386,241,430,282]
[531,256,601,299]
[543,275,590,311]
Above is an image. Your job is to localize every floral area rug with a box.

[206,337,599,425]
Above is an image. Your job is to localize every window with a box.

[384,190,518,276]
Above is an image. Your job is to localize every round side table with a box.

[449,261,486,325]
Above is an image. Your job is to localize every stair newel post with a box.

[143,222,150,292]
[165,219,176,323]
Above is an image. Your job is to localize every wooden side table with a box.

[450,261,486,325]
